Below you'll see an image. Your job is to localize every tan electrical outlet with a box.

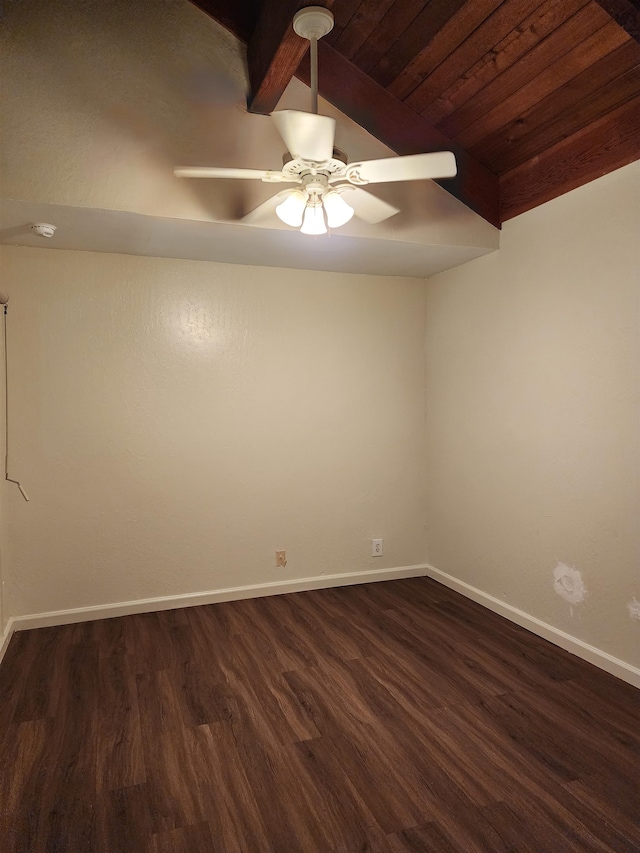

[276,550,287,567]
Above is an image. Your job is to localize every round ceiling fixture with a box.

[32,223,57,238]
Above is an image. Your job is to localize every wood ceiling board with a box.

[351,0,427,75]
[298,42,501,227]
[454,19,630,149]
[331,0,396,60]
[438,3,622,136]
[593,0,640,41]
[437,2,617,139]
[475,44,640,171]
[323,0,362,45]
[404,0,549,115]
[491,65,640,173]
[420,0,590,127]
[499,95,640,219]
[372,0,475,94]
[247,0,335,115]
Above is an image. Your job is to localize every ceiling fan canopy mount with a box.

[292,6,334,41]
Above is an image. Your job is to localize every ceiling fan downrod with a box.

[293,6,334,115]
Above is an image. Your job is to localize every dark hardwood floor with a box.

[1,576,639,852]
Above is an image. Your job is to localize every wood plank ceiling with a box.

[192,0,640,228]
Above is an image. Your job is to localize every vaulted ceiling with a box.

[192,0,640,228]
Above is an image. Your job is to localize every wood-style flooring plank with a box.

[0,719,51,853]
[96,649,146,792]
[1,576,639,852]
[147,821,217,853]
[388,821,459,852]
[26,639,100,853]
[95,782,156,853]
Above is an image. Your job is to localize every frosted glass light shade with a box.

[323,190,354,228]
[300,204,327,235]
[275,190,307,227]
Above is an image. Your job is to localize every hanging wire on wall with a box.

[2,294,29,501]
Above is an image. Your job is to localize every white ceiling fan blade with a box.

[271,110,336,161]
[338,186,400,224]
[174,166,287,181]
[346,151,457,185]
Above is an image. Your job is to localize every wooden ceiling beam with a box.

[499,95,640,220]
[298,42,501,228]
[246,1,335,115]
[190,1,327,111]
[592,0,640,42]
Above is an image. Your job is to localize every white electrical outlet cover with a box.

[372,539,383,556]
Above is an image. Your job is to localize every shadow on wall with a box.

[4,0,287,221]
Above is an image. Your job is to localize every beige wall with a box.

[0,556,4,634]
[425,162,640,667]
[1,0,248,222]
[0,538,4,632]
[0,330,5,633]
[0,247,427,617]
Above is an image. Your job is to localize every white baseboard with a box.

[8,562,639,689]
[0,617,15,665]
[10,564,429,632]
[423,564,640,689]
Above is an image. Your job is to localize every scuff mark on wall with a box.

[553,562,586,611]
[627,597,640,621]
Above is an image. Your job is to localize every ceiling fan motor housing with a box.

[282,147,347,168]
[280,151,349,184]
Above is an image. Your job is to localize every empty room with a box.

[1,0,639,850]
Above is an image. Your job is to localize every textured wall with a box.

[0,321,5,633]
[1,0,251,221]
[425,162,640,666]
[1,247,427,616]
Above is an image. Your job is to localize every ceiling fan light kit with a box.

[275,172,355,231]
[301,202,327,235]
[275,188,307,227]
[322,189,355,228]
[174,6,457,235]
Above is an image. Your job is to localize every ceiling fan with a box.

[174,6,457,235]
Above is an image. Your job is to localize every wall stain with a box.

[553,562,586,610]
[627,597,640,621]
